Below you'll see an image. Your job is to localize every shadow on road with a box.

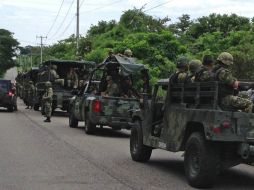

[74,126,130,138]
[146,158,254,189]
[147,159,186,180]
[52,110,69,117]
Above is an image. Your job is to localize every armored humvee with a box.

[34,60,95,112]
[130,79,254,188]
[69,55,148,134]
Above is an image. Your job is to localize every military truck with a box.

[19,67,39,106]
[130,80,254,188]
[69,55,148,134]
[34,60,95,112]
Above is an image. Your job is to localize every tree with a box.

[0,29,19,67]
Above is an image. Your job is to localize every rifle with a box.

[238,81,254,91]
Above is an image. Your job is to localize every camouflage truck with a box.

[69,55,148,134]
[20,67,39,106]
[130,79,254,188]
[34,60,95,112]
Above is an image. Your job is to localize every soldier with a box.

[124,49,133,57]
[195,54,214,82]
[188,59,202,82]
[102,75,119,97]
[170,56,189,83]
[25,81,35,109]
[213,52,253,113]
[120,76,139,98]
[42,81,53,122]
[66,67,78,89]
[49,65,59,82]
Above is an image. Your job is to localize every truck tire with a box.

[34,104,39,111]
[184,132,220,188]
[69,112,78,128]
[84,118,95,134]
[130,121,152,162]
[7,106,14,112]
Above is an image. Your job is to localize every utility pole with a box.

[76,0,79,56]
[36,35,47,64]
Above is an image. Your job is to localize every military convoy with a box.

[13,54,254,188]
[33,60,95,112]
[68,55,147,134]
[129,79,254,188]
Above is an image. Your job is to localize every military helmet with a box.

[202,54,214,65]
[29,81,33,84]
[176,56,189,69]
[51,64,57,70]
[189,59,202,73]
[124,49,132,57]
[108,49,113,54]
[45,81,52,88]
[217,52,233,65]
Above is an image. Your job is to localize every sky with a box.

[0,0,254,47]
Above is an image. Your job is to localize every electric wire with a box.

[51,0,86,42]
[48,0,75,40]
[144,0,174,12]
[45,0,65,37]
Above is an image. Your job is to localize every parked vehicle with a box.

[130,80,254,188]
[0,79,17,112]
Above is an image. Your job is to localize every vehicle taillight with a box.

[92,100,101,113]
[212,127,221,134]
[222,120,231,129]
[6,91,13,97]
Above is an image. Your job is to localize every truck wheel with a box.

[184,132,220,188]
[84,118,95,134]
[69,112,78,128]
[7,106,14,112]
[34,104,39,111]
[130,121,152,162]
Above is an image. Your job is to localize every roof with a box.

[101,55,147,75]
[42,59,96,67]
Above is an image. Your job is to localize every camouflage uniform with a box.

[213,52,253,113]
[67,68,78,89]
[170,56,189,83]
[26,81,35,109]
[188,59,202,82]
[42,81,53,122]
[195,55,214,82]
[49,65,59,82]
[195,66,213,82]
[104,76,119,96]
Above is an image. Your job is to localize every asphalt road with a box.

[1,68,254,190]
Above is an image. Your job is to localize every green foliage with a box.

[17,9,254,82]
[0,28,19,75]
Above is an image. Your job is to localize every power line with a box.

[144,0,174,12]
[46,0,65,37]
[80,0,124,13]
[48,0,75,40]
[51,0,86,42]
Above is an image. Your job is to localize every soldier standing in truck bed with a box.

[170,56,189,84]
[195,54,214,82]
